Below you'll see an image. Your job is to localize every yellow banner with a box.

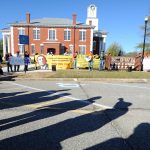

[32,54,100,70]
[46,55,73,69]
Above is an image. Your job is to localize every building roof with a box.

[93,30,108,37]
[9,18,95,28]
[0,27,10,32]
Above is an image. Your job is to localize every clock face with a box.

[89,5,96,17]
[90,5,95,11]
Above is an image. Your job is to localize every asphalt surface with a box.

[0,80,150,150]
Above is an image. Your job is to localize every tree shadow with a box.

[85,123,150,150]
[0,98,132,150]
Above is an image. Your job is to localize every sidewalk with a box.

[0,64,44,81]
[2,64,35,73]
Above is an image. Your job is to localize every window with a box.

[48,29,56,40]
[18,44,24,54]
[40,45,44,54]
[33,28,40,40]
[64,29,71,41]
[79,45,86,54]
[69,44,73,55]
[31,45,35,55]
[79,30,86,41]
[18,27,25,39]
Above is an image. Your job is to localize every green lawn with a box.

[16,69,150,79]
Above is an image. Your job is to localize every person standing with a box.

[5,53,13,72]
[14,51,20,72]
[34,53,39,70]
[88,51,93,71]
[0,54,3,64]
[73,51,78,69]
[99,52,105,71]
[24,51,30,72]
[107,53,112,70]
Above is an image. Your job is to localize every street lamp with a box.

[141,17,148,71]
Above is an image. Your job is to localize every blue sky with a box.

[0,0,150,52]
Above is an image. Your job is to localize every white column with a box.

[11,27,14,55]
[2,34,6,57]
[7,35,10,53]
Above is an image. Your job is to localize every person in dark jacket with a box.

[5,53,13,72]
[24,51,30,72]
[0,54,3,64]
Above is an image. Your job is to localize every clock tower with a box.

[86,4,98,31]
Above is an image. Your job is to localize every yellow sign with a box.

[46,55,73,69]
[32,54,100,70]
[77,55,100,69]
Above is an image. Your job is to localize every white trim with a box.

[79,29,87,32]
[90,28,93,51]
[3,35,6,57]
[7,36,10,53]
[79,44,86,46]
[43,42,60,44]
[2,32,11,36]
[102,34,107,38]
[33,27,40,30]
[11,27,14,55]
[64,28,71,31]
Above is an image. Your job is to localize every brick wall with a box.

[12,26,91,56]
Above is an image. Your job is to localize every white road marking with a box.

[56,83,79,88]
[4,81,112,110]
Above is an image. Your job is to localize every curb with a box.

[0,75,150,83]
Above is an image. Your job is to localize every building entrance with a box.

[47,48,56,55]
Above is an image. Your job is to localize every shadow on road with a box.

[85,123,150,150]
[0,89,71,110]
[0,98,133,150]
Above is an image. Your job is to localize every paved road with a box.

[0,80,150,150]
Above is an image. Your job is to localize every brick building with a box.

[1,4,107,57]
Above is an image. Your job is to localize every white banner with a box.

[10,56,24,65]
[143,58,150,71]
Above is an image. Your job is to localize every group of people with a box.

[1,51,30,73]
[0,49,113,74]
[72,51,112,71]
[73,51,94,71]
